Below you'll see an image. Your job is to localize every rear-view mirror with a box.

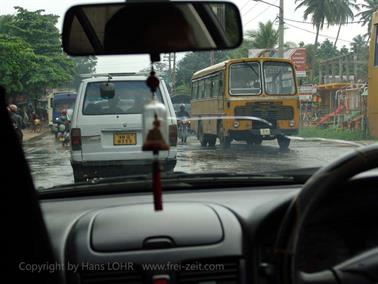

[62,1,243,57]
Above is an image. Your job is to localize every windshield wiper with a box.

[39,172,297,198]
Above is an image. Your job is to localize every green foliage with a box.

[357,0,378,36]
[0,35,36,95]
[295,0,335,45]
[0,7,97,99]
[247,21,278,49]
[299,127,370,140]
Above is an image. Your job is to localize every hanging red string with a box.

[152,158,163,211]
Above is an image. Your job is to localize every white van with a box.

[70,75,177,182]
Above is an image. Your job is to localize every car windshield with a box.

[1,0,376,190]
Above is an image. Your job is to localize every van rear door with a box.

[77,80,169,162]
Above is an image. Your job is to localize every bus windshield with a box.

[264,62,296,95]
[229,62,261,95]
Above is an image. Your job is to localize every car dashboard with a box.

[40,178,378,284]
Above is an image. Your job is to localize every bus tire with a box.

[254,138,263,145]
[198,122,208,147]
[208,135,216,147]
[277,135,290,150]
[217,121,231,148]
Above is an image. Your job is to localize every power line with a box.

[284,21,353,43]
[242,2,260,17]
[244,0,279,26]
[283,17,364,25]
[240,0,252,11]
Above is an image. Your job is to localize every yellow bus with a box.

[191,57,300,149]
[368,11,378,138]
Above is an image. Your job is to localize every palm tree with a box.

[357,0,378,37]
[350,34,368,55]
[247,21,279,49]
[295,0,334,46]
[333,0,358,47]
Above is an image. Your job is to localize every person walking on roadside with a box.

[8,104,23,143]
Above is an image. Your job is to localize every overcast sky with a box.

[0,0,368,73]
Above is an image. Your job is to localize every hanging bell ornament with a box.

[142,70,170,153]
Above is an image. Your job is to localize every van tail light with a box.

[71,128,82,150]
[169,124,177,146]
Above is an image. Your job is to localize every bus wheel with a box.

[217,122,231,149]
[253,137,263,145]
[208,136,216,147]
[277,135,290,150]
[198,123,208,147]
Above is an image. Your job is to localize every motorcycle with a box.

[56,123,70,147]
[178,117,191,143]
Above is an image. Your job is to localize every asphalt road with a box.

[24,133,362,189]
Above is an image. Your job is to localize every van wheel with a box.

[198,123,208,147]
[277,135,290,150]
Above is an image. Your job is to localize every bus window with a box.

[198,80,205,99]
[205,77,212,98]
[229,62,261,95]
[264,62,296,95]
[192,81,198,100]
[212,74,219,98]
[375,26,378,66]
[218,72,224,97]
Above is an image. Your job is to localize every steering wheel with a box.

[275,145,378,284]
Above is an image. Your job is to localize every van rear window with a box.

[83,81,163,115]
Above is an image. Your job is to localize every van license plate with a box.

[260,129,271,136]
[114,133,137,145]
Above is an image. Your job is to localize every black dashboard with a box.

[40,179,378,284]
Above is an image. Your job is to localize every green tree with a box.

[247,21,278,49]
[6,7,61,55]
[0,35,36,96]
[295,0,334,46]
[0,15,13,34]
[0,7,91,99]
[351,34,369,56]
[356,0,378,36]
[333,0,357,47]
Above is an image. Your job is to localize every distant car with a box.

[70,75,177,182]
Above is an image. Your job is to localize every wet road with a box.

[24,133,361,189]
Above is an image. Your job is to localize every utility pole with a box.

[279,0,284,58]
[255,0,284,58]
[210,51,215,65]
[172,53,176,96]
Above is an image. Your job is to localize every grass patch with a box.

[299,127,372,141]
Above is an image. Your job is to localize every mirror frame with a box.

[62,0,243,57]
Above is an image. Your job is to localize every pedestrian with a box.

[8,104,23,143]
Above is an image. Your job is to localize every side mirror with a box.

[62,1,243,57]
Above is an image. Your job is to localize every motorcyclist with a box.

[56,109,71,145]
[176,104,190,119]
[176,104,190,143]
